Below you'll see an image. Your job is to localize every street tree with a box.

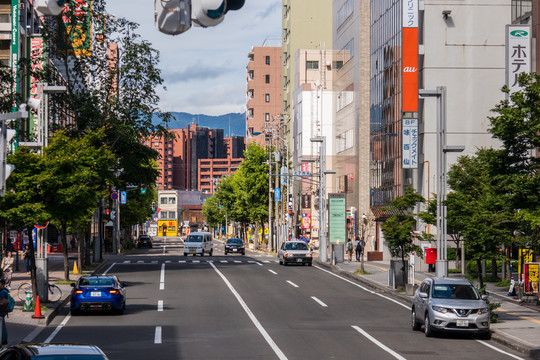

[381,187,425,287]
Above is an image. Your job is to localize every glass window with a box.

[265,74,270,83]
[160,198,167,204]
[168,197,176,204]
[306,61,319,70]
[265,113,270,122]
[265,55,270,65]
[265,94,270,102]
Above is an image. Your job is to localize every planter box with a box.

[367,251,383,261]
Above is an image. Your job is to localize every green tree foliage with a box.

[381,188,425,286]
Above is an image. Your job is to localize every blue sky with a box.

[106,0,281,116]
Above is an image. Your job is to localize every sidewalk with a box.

[313,255,540,359]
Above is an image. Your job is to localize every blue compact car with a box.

[71,275,127,315]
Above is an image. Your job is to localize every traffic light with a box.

[155,0,245,36]
[152,202,156,211]
[141,185,147,194]
[35,0,68,16]
[0,127,15,196]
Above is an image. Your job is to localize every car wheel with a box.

[117,303,125,315]
[224,251,228,255]
[209,249,213,256]
[424,313,433,337]
[308,263,312,266]
[411,308,421,331]
[71,308,79,316]
[283,261,288,266]
[200,251,204,257]
[279,260,283,265]
[477,331,491,340]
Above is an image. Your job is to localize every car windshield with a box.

[80,278,115,286]
[284,242,308,251]
[33,356,107,360]
[227,239,243,245]
[432,284,480,300]
[186,235,203,242]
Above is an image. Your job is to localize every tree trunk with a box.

[476,259,484,290]
[401,247,407,288]
[491,257,498,279]
[85,227,91,266]
[60,222,70,281]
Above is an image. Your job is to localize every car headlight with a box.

[432,306,450,313]
[284,253,292,258]
[478,307,489,315]
[306,253,312,258]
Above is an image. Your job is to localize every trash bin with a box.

[331,243,344,264]
[390,260,409,287]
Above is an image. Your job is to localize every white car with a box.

[278,241,313,266]
[183,232,213,256]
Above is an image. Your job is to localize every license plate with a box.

[456,320,469,327]
[190,250,195,254]
[296,258,303,262]
[232,249,237,252]
[91,292,101,297]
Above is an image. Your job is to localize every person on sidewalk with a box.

[346,239,354,262]
[22,244,32,274]
[354,236,363,262]
[0,279,9,345]
[1,252,13,289]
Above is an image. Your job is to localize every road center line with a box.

[268,270,278,275]
[44,314,71,344]
[314,265,409,310]
[154,326,162,344]
[102,263,116,275]
[160,263,165,290]
[352,326,406,360]
[311,296,327,307]
[209,262,288,360]
[287,281,299,288]
[158,300,163,312]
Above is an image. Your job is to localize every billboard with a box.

[328,193,346,244]
[10,0,19,111]
[402,118,418,168]
[402,0,418,112]
[506,25,531,93]
[58,0,93,56]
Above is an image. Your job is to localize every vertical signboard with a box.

[524,263,539,294]
[506,25,531,94]
[58,0,93,56]
[402,0,418,112]
[10,0,19,111]
[403,118,418,168]
[328,193,346,244]
[29,37,46,133]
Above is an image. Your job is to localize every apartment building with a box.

[246,38,282,146]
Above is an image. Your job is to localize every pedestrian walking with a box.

[346,238,354,262]
[355,236,363,262]
[1,252,13,288]
[0,279,9,345]
[22,244,32,274]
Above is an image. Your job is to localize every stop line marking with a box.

[154,326,162,344]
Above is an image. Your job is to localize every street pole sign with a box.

[328,193,346,244]
[120,191,127,204]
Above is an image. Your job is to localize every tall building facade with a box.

[370,0,510,259]
[246,38,282,146]
[282,0,333,145]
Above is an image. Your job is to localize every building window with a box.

[342,39,354,59]
[160,198,167,204]
[265,55,270,65]
[306,61,319,70]
[168,197,176,204]
[333,61,344,70]
[265,94,270,102]
[337,0,354,28]
[265,113,270,122]
[265,74,270,83]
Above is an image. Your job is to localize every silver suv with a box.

[412,277,490,338]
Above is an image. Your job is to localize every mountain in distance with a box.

[155,112,246,137]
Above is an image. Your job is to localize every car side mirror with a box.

[481,294,488,301]
[419,292,428,299]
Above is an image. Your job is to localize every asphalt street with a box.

[32,237,529,360]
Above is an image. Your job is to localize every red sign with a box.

[402,27,418,112]
[157,208,161,213]
[302,213,311,229]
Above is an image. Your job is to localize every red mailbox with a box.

[425,248,437,265]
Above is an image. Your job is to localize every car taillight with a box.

[74,290,83,295]
[109,289,120,295]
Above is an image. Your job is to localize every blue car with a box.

[70,275,127,315]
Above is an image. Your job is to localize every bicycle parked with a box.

[17,282,62,303]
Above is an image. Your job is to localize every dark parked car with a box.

[0,344,109,359]
[224,238,245,255]
[412,277,490,338]
[137,235,152,248]
[71,275,127,315]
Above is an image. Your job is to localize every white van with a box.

[183,232,213,256]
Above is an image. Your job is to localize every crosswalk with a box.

[121,259,276,265]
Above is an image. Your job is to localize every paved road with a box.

[33,237,530,360]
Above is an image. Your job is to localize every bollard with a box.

[23,290,33,312]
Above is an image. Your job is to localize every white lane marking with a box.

[268,270,278,275]
[123,261,130,264]
[160,263,165,290]
[178,260,186,263]
[103,263,115,275]
[163,245,166,255]
[475,340,525,360]
[137,260,144,263]
[209,262,288,360]
[154,326,162,344]
[151,261,158,264]
[165,261,171,264]
[221,260,228,263]
[192,260,200,264]
[262,261,271,263]
[158,300,164,312]
[311,296,327,308]
[234,260,242,263]
[44,314,71,343]
[352,326,406,360]
[287,281,299,288]
[314,265,409,310]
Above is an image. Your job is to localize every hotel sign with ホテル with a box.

[402,0,418,112]
[506,25,531,94]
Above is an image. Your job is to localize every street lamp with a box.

[419,87,464,277]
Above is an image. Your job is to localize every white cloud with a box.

[106,0,281,116]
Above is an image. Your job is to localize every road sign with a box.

[293,171,311,177]
[111,192,118,200]
[110,210,116,220]
[120,191,127,204]
[274,188,281,202]
[157,208,161,213]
